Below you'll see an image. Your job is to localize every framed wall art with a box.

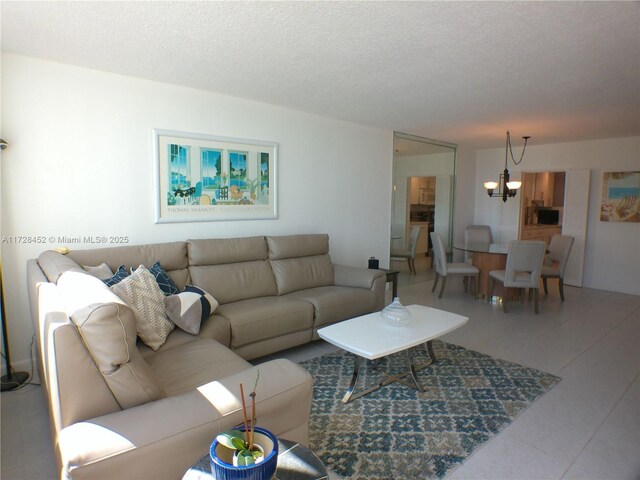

[600,171,640,222]
[153,129,277,223]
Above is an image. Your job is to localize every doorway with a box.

[519,171,566,246]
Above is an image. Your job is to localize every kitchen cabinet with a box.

[409,177,435,205]
[533,172,555,207]
[521,225,562,246]
[552,172,565,206]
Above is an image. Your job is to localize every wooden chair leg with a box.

[407,258,413,274]
[411,258,416,275]
[463,276,468,293]
[432,273,439,292]
[534,288,539,314]
[542,277,549,295]
[559,278,565,301]
[438,276,447,298]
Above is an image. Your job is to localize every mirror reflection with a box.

[391,133,456,275]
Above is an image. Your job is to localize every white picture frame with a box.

[153,129,278,223]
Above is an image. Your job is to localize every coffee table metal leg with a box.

[405,347,425,392]
[425,340,436,363]
[342,354,361,403]
[342,348,432,403]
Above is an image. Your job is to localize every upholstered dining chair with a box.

[390,226,421,274]
[541,234,575,301]
[430,232,479,298]
[488,240,546,314]
[464,225,492,263]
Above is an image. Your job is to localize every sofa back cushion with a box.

[267,234,330,260]
[67,241,190,291]
[187,237,277,304]
[57,271,165,409]
[267,234,334,295]
[38,250,85,283]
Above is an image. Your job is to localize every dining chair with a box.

[464,225,492,263]
[430,232,479,298]
[541,234,575,301]
[390,226,421,274]
[488,240,546,314]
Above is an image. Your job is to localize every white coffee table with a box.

[317,304,468,403]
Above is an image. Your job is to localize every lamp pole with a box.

[0,139,30,391]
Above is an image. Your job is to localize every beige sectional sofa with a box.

[27,233,385,479]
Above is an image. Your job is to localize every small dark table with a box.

[182,438,328,480]
[377,268,399,298]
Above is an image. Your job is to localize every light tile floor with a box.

[2,266,639,479]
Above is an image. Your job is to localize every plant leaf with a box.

[216,430,246,450]
[236,450,255,466]
[252,450,264,460]
[231,437,246,451]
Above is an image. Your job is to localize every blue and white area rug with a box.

[300,341,560,480]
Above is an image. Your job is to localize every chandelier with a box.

[484,131,531,202]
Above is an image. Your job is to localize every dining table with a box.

[454,243,518,300]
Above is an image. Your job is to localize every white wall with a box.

[474,136,640,295]
[451,145,477,262]
[0,54,394,370]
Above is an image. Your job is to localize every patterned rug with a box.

[300,340,560,480]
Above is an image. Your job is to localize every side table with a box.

[182,438,328,480]
[377,268,399,298]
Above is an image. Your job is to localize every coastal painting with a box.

[153,129,277,223]
[600,171,640,222]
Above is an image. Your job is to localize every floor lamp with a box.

[1,266,29,391]
[1,138,29,391]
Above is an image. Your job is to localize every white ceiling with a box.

[2,1,639,149]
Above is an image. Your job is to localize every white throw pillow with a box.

[110,265,175,350]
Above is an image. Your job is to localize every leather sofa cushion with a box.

[187,237,268,265]
[285,285,377,328]
[146,338,251,397]
[270,254,334,295]
[58,271,165,409]
[67,241,190,291]
[216,297,314,349]
[138,328,200,360]
[266,234,329,260]
[189,261,277,304]
[38,250,85,283]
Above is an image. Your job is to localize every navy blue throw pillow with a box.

[102,265,130,287]
[150,261,180,296]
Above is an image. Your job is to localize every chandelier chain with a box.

[506,130,529,167]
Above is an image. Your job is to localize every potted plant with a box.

[209,372,278,480]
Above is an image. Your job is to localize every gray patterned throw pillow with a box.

[110,265,175,350]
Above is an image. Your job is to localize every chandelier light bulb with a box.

[484,181,499,190]
[506,181,522,190]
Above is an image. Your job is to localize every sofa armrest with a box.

[58,359,313,480]
[333,264,386,311]
[333,263,384,289]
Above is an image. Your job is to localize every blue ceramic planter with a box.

[210,427,278,480]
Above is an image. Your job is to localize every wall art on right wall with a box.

[600,171,640,222]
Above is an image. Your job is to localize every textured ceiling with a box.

[2,1,639,148]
